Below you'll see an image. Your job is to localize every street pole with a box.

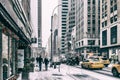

[50,4,67,68]
[50,16,53,67]
[50,4,62,67]
[58,48,60,72]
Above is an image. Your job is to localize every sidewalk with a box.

[29,64,78,80]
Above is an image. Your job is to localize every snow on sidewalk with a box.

[29,64,76,80]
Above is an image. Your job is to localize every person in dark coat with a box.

[44,57,49,71]
[75,56,79,65]
[38,55,43,71]
[36,56,39,63]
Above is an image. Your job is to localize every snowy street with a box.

[29,64,120,80]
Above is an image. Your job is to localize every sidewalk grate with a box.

[52,74,63,76]
[73,74,99,80]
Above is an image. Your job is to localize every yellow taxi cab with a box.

[99,57,110,67]
[111,63,120,77]
[81,58,104,69]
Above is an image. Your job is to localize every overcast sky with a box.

[42,0,58,47]
[31,0,58,47]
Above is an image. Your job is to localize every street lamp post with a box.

[50,4,65,63]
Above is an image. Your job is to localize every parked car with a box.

[111,63,120,77]
[81,58,104,69]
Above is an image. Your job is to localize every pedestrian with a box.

[75,56,79,65]
[38,55,43,71]
[44,57,49,71]
[36,56,39,63]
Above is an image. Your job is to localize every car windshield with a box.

[101,58,107,60]
[91,58,99,62]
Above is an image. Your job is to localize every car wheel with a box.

[112,68,119,77]
[99,68,102,70]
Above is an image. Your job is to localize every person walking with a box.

[38,55,43,71]
[75,56,79,65]
[44,57,49,71]
[36,56,39,63]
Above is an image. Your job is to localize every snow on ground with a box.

[29,64,120,80]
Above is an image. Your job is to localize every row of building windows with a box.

[102,14,117,28]
[102,20,107,28]
[76,39,96,47]
[110,4,117,13]
[102,0,117,19]
[88,0,96,4]
[110,15,117,23]
[102,25,117,46]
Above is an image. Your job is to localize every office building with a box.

[58,0,68,54]
[65,0,75,55]
[75,0,100,58]
[38,0,42,48]
[0,0,33,79]
[100,0,120,61]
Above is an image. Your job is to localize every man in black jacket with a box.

[38,55,43,71]
[44,57,49,71]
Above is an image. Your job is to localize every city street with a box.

[28,64,120,80]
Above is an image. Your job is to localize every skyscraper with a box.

[65,0,75,55]
[38,0,42,48]
[100,0,120,61]
[75,0,100,58]
[58,0,68,54]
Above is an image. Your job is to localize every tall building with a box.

[75,0,100,58]
[0,0,32,79]
[58,0,68,54]
[65,0,75,55]
[52,14,59,56]
[100,0,120,61]
[38,0,42,48]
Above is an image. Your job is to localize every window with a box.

[110,17,113,23]
[92,0,95,4]
[82,41,83,45]
[114,15,117,22]
[88,15,91,18]
[88,28,91,33]
[110,7,113,13]
[102,30,107,46]
[110,15,117,23]
[105,5,107,10]
[105,20,107,26]
[102,0,104,3]
[102,13,104,18]
[102,22,104,27]
[92,27,95,33]
[110,0,113,6]
[92,20,95,24]
[88,40,95,45]
[88,20,91,24]
[111,26,117,44]
[105,11,107,17]
[114,4,117,11]
[92,15,95,18]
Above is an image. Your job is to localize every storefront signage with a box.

[17,49,24,68]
